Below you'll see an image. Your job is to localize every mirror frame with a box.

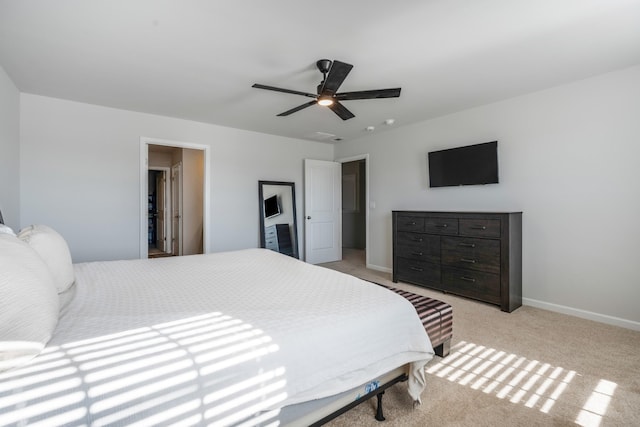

[258,180,299,259]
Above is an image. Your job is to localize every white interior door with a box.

[304,159,341,264]
[171,162,183,256]
[155,171,167,252]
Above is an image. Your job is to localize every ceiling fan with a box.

[252,59,401,120]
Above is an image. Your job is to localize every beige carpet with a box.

[319,249,640,427]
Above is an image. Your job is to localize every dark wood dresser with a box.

[392,211,522,312]
[265,224,294,257]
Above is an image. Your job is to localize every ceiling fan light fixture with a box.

[317,97,334,106]
[252,59,401,120]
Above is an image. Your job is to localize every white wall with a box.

[0,66,20,229]
[19,94,333,262]
[335,65,640,329]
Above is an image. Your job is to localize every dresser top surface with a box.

[393,210,522,215]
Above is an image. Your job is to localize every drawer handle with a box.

[458,242,476,248]
[407,221,417,226]
[410,266,424,272]
[471,225,487,230]
[412,252,423,257]
[413,237,424,242]
[435,223,448,228]
[460,276,477,283]
[460,258,476,264]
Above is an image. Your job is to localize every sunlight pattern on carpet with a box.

[427,341,573,412]
[425,341,617,426]
[575,379,616,427]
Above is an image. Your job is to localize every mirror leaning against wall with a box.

[258,181,299,259]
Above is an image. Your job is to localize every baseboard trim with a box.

[523,297,640,331]
[366,263,391,274]
[359,259,639,331]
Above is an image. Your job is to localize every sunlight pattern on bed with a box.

[0,312,286,426]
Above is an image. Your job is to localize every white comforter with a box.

[0,249,433,426]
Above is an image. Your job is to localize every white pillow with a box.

[0,224,16,236]
[0,234,60,372]
[18,224,75,294]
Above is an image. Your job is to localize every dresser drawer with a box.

[459,218,501,238]
[442,267,500,304]
[396,232,440,263]
[396,258,441,286]
[396,216,425,232]
[425,217,459,234]
[441,236,500,274]
[265,237,278,249]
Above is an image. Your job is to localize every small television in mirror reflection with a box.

[264,194,281,219]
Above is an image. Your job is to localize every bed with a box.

[0,222,435,426]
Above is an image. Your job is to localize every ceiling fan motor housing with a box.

[316,59,332,75]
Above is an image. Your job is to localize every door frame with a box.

[336,154,371,269]
[139,137,210,259]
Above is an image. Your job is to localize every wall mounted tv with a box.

[264,194,281,218]
[428,141,499,188]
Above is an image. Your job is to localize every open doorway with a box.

[341,157,367,268]
[140,138,209,259]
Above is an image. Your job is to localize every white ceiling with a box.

[1,0,639,143]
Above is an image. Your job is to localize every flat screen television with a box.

[428,141,499,188]
[264,194,281,219]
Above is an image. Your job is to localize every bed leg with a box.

[434,338,451,357]
[375,390,386,421]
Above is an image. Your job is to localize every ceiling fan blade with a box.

[328,101,355,120]
[277,100,317,116]
[336,88,401,100]
[319,60,353,96]
[252,83,317,99]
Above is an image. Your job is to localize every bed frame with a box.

[305,283,453,425]
[308,372,408,426]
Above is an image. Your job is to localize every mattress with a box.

[0,248,433,426]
